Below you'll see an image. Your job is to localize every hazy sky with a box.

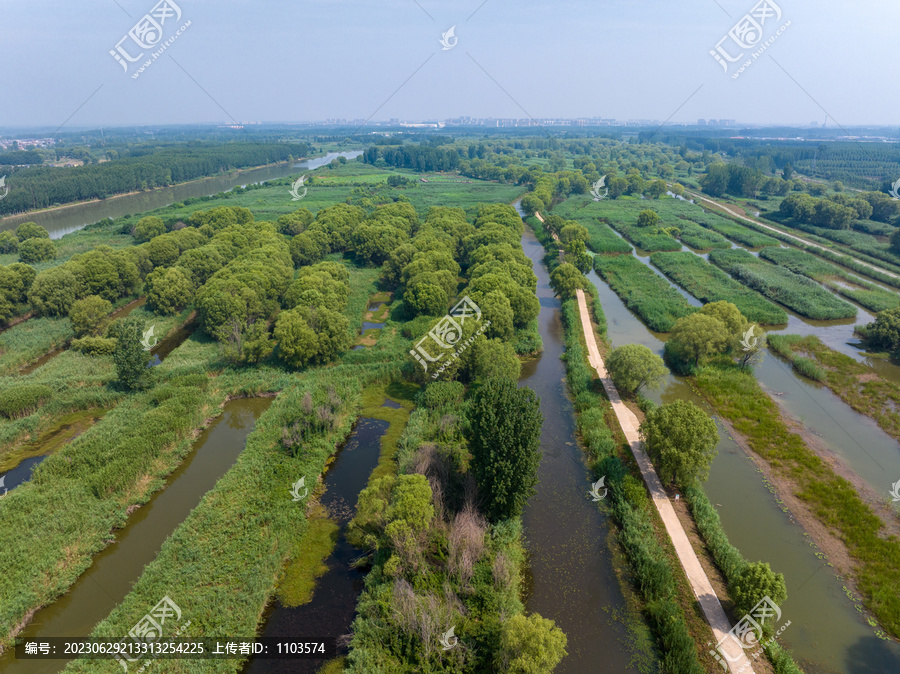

[1,0,897,130]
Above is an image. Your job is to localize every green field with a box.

[593,254,696,332]
[651,251,787,325]
[759,247,900,313]
[676,221,732,251]
[709,248,858,320]
[681,209,781,248]
[550,196,633,254]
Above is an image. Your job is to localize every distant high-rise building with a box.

[697,119,707,126]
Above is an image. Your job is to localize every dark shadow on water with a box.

[843,636,900,674]
[0,455,47,493]
[246,417,389,674]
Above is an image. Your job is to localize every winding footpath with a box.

[685,189,900,282]
[574,288,755,673]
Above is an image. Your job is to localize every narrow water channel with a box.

[1,315,197,495]
[587,267,900,672]
[0,152,362,240]
[518,221,651,673]
[0,397,272,674]
[246,416,390,673]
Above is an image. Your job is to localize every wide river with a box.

[0,151,362,240]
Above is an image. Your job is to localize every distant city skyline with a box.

[1,0,897,130]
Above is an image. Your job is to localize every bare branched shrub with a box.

[448,504,488,589]
[391,580,465,659]
[492,551,512,590]
[412,443,437,476]
[327,385,342,410]
[301,390,314,416]
[316,404,334,430]
[429,478,447,525]
[438,413,458,440]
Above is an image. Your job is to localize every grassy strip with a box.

[0,372,223,651]
[770,217,900,273]
[677,221,732,251]
[560,298,703,672]
[709,249,858,320]
[694,363,900,639]
[702,204,900,288]
[768,334,900,442]
[766,335,826,381]
[683,483,802,674]
[589,219,636,253]
[758,247,900,314]
[650,251,787,325]
[0,316,72,375]
[548,195,633,254]
[63,364,402,673]
[683,210,780,248]
[590,220,636,254]
[594,254,696,332]
[607,219,682,252]
[0,304,195,467]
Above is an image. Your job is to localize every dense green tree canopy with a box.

[669,313,731,366]
[861,306,900,353]
[111,316,153,391]
[28,266,79,316]
[497,614,568,674]
[732,562,788,620]
[18,237,56,263]
[466,377,543,522]
[147,267,194,315]
[0,230,19,253]
[15,222,49,242]
[274,305,350,368]
[69,295,112,337]
[641,400,719,486]
[133,216,166,242]
[607,344,668,396]
[549,263,587,299]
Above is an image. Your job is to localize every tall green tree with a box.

[111,316,153,390]
[606,344,668,396]
[640,400,718,487]
[668,313,731,366]
[69,295,112,337]
[465,378,543,522]
[146,267,194,314]
[637,209,660,229]
[732,562,788,619]
[496,613,568,674]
